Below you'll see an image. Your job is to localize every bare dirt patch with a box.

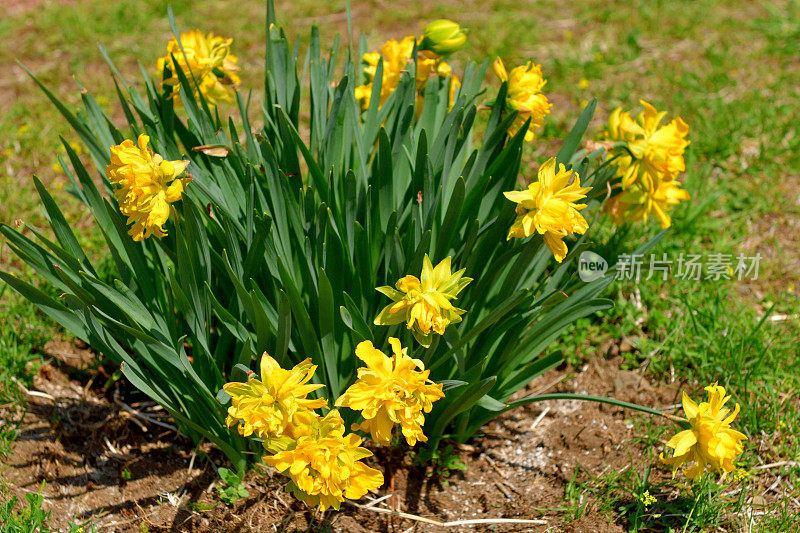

[1,337,697,532]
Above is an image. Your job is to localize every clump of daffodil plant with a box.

[1,1,706,512]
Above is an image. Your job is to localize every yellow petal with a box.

[492,57,508,82]
[681,391,699,420]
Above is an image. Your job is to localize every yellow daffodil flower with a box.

[335,338,444,446]
[604,100,690,189]
[106,134,190,241]
[449,74,461,110]
[374,255,472,346]
[354,35,454,111]
[222,353,326,441]
[492,58,552,141]
[503,158,591,262]
[626,100,690,185]
[661,384,747,480]
[603,179,691,229]
[602,101,691,228]
[157,29,240,106]
[263,410,384,511]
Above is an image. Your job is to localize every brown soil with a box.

[2,339,686,533]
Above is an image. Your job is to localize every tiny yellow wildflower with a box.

[157,29,240,106]
[504,158,591,262]
[578,78,590,90]
[661,384,747,480]
[492,58,551,141]
[263,410,384,511]
[638,490,657,507]
[335,338,444,446]
[729,468,750,483]
[222,353,326,441]
[106,134,190,241]
[374,255,472,346]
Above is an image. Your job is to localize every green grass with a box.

[0,480,99,532]
[0,279,55,460]
[0,485,52,533]
[1,0,799,530]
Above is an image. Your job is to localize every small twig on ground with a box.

[643,324,682,363]
[632,285,643,316]
[363,494,393,508]
[484,454,508,479]
[103,436,119,455]
[530,407,550,431]
[762,476,783,496]
[102,508,161,529]
[178,447,200,498]
[82,374,97,396]
[113,389,180,434]
[84,412,116,431]
[345,501,547,527]
[721,487,744,498]
[752,461,799,471]
[765,313,799,322]
[494,480,512,499]
[501,478,522,495]
[274,490,290,509]
[13,485,54,505]
[529,375,567,397]
[11,377,55,401]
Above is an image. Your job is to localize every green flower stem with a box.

[520,392,687,426]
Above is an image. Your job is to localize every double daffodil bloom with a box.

[157,29,240,106]
[504,158,591,262]
[661,384,747,480]
[492,58,552,141]
[263,410,384,511]
[354,35,454,111]
[222,353,326,442]
[106,134,190,241]
[374,255,472,347]
[624,100,690,187]
[335,338,444,446]
[601,100,691,228]
[604,178,691,229]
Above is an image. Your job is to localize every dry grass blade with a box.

[346,500,547,527]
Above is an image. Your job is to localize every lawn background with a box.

[1,0,799,529]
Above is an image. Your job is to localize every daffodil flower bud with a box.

[420,19,467,55]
